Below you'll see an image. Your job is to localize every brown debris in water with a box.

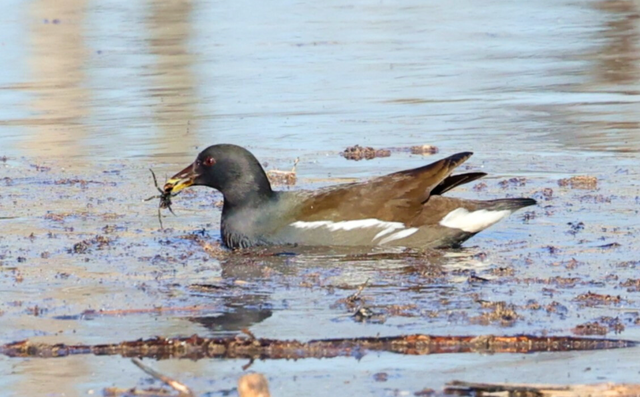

[444,380,640,397]
[341,145,391,161]
[620,278,640,292]
[470,301,520,327]
[1,333,634,360]
[472,182,487,191]
[487,266,515,277]
[538,187,554,200]
[573,322,609,336]
[558,175,598,189]
[44,211,121,223]
[579,194,611,204]
[574,291,624,306]
[69,235,113,254]
[498,177,526,188]
[409,145,439,155]
[516,275,582,288]
[574,317,624,336]
[44,212,70,222]
[384,304,419,317]
[266,158,298,186]
[174,234,229,260]
[192,237,227,259]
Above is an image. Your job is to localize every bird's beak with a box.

[163,162,198,194]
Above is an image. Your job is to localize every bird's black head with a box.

[164,144,273,208]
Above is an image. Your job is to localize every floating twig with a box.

[332,278,370,310]
[347,278,369,304]
[131,358,195,397]
[444,380,640,397]
[2,334,634,360]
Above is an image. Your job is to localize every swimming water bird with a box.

[164,144,536,250]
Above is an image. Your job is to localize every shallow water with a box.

[2,0,640,395]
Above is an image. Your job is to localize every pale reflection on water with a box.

[0,0,639,162]
[1,0,640,396]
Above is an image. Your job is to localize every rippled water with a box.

[1,0,640,396]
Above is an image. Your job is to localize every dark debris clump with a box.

[69,235,113,254]
[558,175,598,189]
[341,145,391,161]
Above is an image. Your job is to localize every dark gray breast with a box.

[220,191,305,249]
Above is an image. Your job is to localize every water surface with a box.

[1,0,640,395]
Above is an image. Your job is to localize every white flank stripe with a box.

[291,219,420,246]
[439,208,512,233]
[372,224,405,240]
[291,219,404,233]
[378,228,419,245]
[290,220,333,230]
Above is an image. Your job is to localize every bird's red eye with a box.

[203,156,216,167]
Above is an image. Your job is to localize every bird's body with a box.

[164,144,536,250]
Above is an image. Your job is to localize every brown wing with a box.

[295,152,474,223]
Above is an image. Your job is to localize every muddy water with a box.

[2,0,640,395]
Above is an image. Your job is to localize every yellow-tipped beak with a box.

[163,162,197,194]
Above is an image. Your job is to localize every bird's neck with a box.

[220,172,274,210]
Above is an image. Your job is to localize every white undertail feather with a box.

[439,208,512,233]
